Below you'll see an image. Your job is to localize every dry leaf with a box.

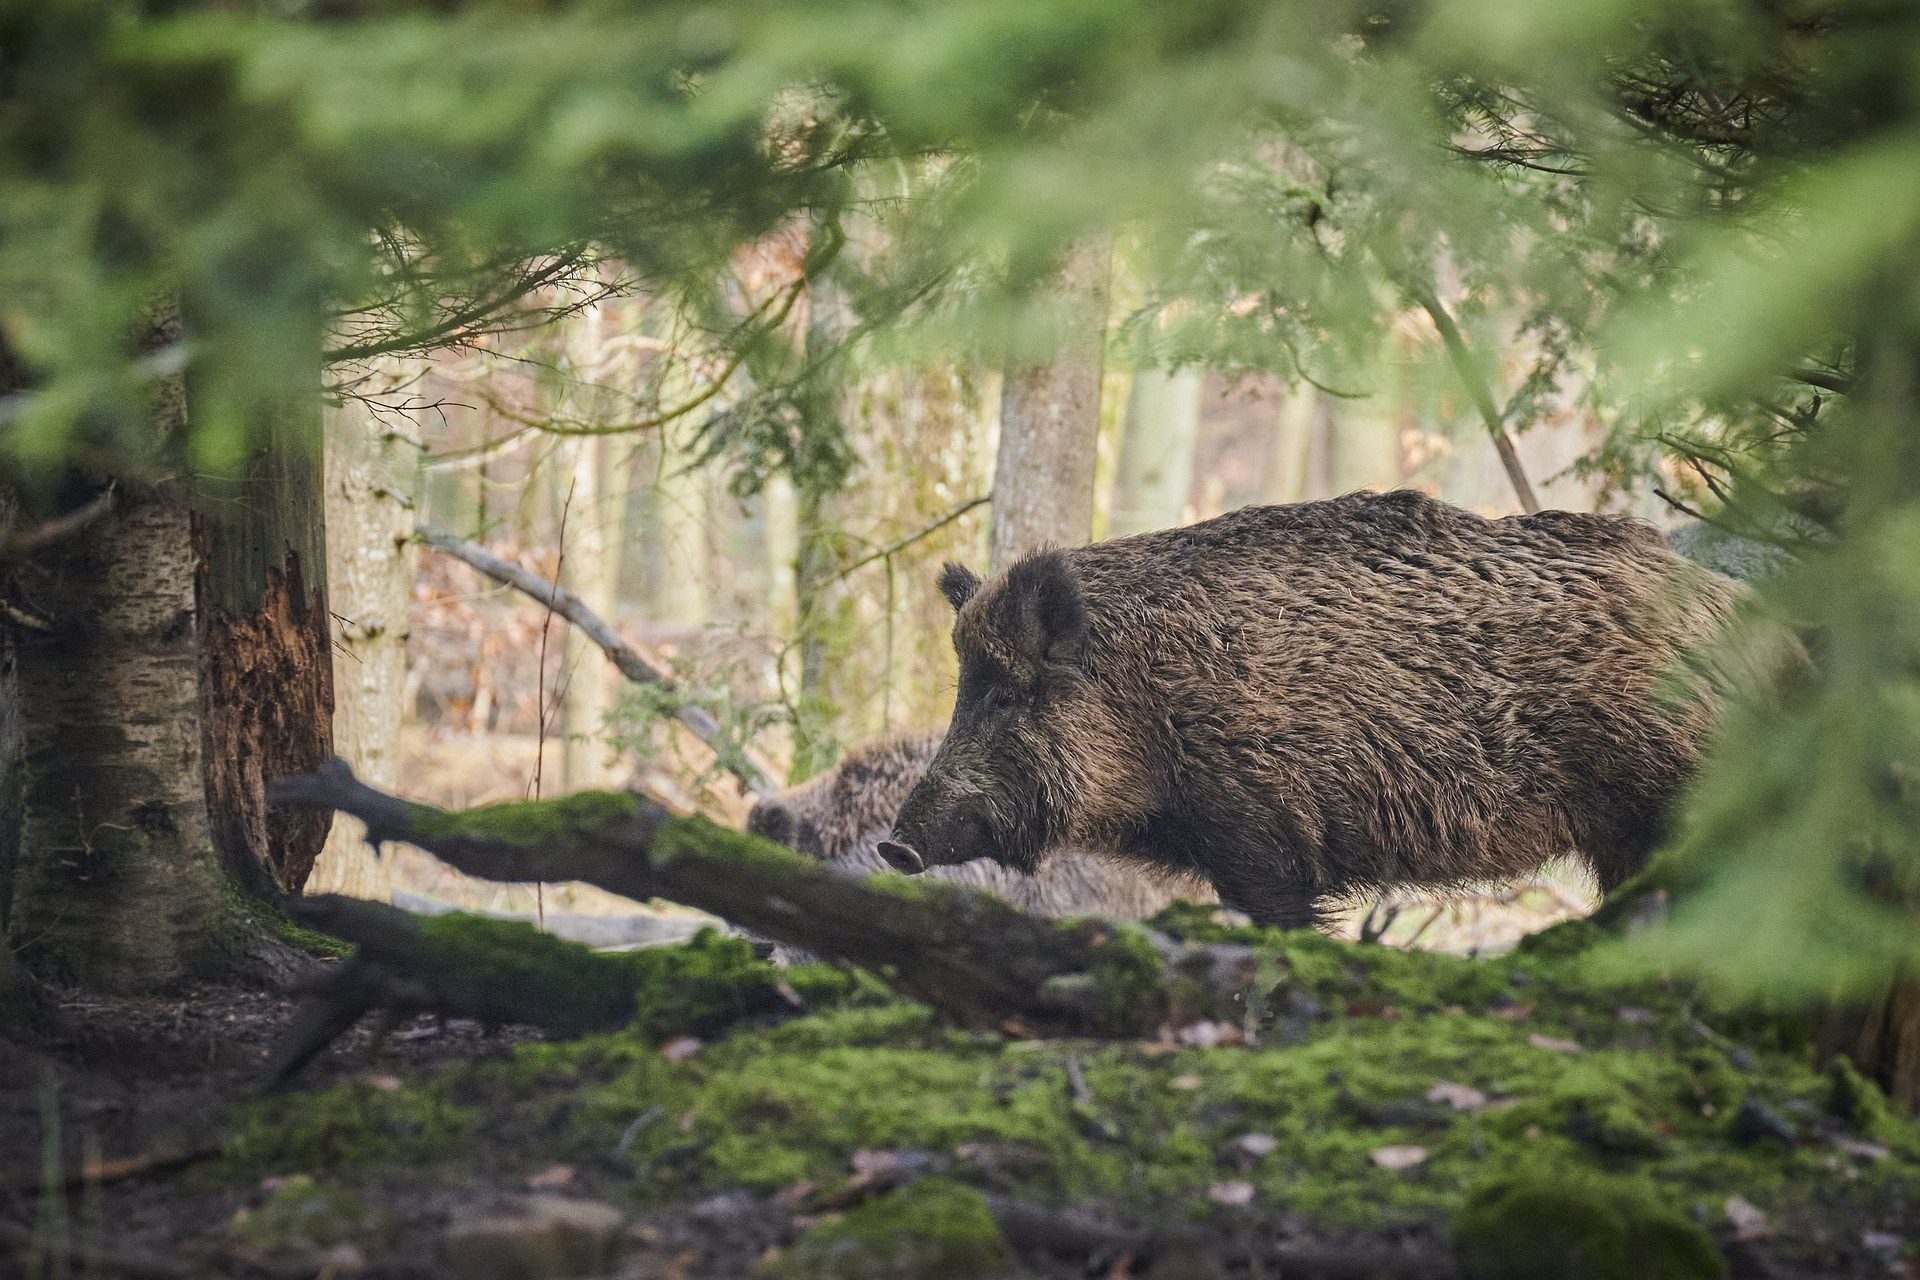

[1172,1074,1204,1091]
[1527,1033,1584,1054]
[1724,1195,1771,1240]
[527,1164,576,1189]
[661,1036,703,1062]
[1426,1082,1487,1112]
[1369,1145,1429,1170]
[1234,1133,1279,1159]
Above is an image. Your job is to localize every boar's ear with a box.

[938,562,982,612]
[1001,550,1088,669]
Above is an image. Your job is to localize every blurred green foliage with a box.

[3,0,1919,994]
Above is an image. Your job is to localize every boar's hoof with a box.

[876,840,927,874]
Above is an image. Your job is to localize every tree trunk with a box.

[559,435,621,790]
[309,374,423,897]
[8,483,240,988]
[1260,388,1322,505]
[1110,365,1202,537]
[991,238,1113,571]
[194,407,335,898]
[644,422,710,627]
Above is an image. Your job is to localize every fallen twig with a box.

[0,1142,221,1195]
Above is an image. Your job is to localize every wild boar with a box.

[880,489,1753,929]
[746,731,1209,919]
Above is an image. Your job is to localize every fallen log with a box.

[269,759,1256,1042]
[261,895,797,1085]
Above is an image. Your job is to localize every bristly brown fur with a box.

[746,732,1209,919]
[891,489,1764,929]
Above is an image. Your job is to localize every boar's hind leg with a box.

[1210,870,1327,932]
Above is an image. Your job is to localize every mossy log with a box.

[269,759,1257,1042]
[263,899,794,1084]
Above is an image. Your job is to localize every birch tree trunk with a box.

[1260,388,1322,505]
[309,373,423,897]
[990,239,1113,571]
[8,486,237,988]
[1110,365,1202,536]
[559,434,621,790]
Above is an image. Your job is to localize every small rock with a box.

[1426,1082,1488,1112]
[850,1149,933,1178]
[1527,1033,1584,1054]
[1833,1136,1892,1163]
[1208,1180,1255,1206]
[660,1036,702,1062]
[526,1165,575,1190]
[1728,1098,1797,1147]
[1172,1073,1203,1091]
[364,1074,404,1093]
[1724,1195,1771,1240]
[1616,1007,1655,1025]
[689,1191,757,1224]
[319,1243,366,1276]
[1861,1230,1905,1256]
[440,1195,625,1280]
[1369,1145,1429,1171]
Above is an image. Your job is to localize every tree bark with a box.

[194,406,335,898]
[8,484,237,988]
[309,375,423,898]
[1110,366,1201,537]
[991,238,1113,571]
[559,435,621,790]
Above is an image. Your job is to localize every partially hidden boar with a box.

[748,731,1210,919]
[880,489,1754,929]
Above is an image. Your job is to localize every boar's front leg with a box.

[1208,866,1326,932]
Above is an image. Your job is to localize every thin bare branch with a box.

[416,526,779,797]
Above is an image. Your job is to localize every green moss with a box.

[759,1179,1013,1280]
[1826,1055,1894,1138]
[222,1078,470,1175]
[407,789,640,844]
[1057,921,1166,1033]
[408,918,796,1041]
[1453,1167,1727,1280]
[230,1175,380,1253]
[206,905,1920,1256]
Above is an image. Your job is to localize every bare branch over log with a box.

[1408,286,1541,515]
[417,525,778,797]
[270,759,1256,1039]
[0,483,116,565]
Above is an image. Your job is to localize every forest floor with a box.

[3,908,1918,1280]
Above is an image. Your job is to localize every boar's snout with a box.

[876,840,926,874]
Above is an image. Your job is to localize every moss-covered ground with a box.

[167,906,1920,1278]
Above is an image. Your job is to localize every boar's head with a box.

[881,551,1092,876]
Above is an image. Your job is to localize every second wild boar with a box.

[747,731,1209,919]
